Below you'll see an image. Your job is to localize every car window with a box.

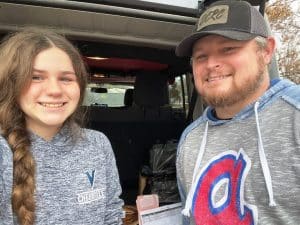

[83,83,134,107]
[168,74,189,113]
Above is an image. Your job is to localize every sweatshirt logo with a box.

[77,189,104,204]
[76,169,104,204]
[86,170,95,188]
[192,150,258,225]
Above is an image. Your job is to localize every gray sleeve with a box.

[102,136,124,225]
[0,142,4,211]
[0,137,14,223]
[294,108,300,148]
[176,142,191,225]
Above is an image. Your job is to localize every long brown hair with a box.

[0,28,88,225]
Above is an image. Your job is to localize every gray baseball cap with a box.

[176,0,269,57]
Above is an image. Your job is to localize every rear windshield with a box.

[83,83,133,107]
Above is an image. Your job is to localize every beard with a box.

[201,55,266,108]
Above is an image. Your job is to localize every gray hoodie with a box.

[177,79,300,225]
[0,125,124,225]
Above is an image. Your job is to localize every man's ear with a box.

[264,37,276,64]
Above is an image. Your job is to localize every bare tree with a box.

[266,0,300,83]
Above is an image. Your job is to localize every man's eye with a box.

[193,54,207,62]
[223,47,237,53]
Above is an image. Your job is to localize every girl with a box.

[0,28,123,225]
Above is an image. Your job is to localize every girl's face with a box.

[19,47,81,140]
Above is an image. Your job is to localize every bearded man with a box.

[175,1,300,225]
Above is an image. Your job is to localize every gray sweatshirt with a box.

[0,125,124,225]
[177,79,300,225]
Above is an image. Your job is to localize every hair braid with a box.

[4,123,36,225]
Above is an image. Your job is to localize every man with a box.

[175,1,300,224]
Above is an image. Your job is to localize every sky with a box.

[139,0,198,9]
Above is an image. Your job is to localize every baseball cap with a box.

[176,0,269,57]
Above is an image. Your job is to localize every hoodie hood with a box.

[29,123,82,147]
[203,79,295,125]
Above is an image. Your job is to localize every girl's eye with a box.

[61,77,72,82]
[60,75,76,82]
[32,75,43,81]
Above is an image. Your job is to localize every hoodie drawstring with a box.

[182,121,209,217]
[254,102,276,207]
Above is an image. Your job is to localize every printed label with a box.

[197,5,229,31]
[77,188,104,204]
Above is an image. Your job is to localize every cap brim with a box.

[175,30,257,57]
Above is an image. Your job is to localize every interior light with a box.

[86,57,108,60]
[93,73,105,77]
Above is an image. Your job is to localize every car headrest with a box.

[133,72,169,108]
[124,88,134,106]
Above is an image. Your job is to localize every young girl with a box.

[0,28,123,225]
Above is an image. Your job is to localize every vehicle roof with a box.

[0,0,267,77]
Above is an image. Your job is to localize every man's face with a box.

[191,35,272,108]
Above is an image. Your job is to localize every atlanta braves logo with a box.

[192,150,257,225]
